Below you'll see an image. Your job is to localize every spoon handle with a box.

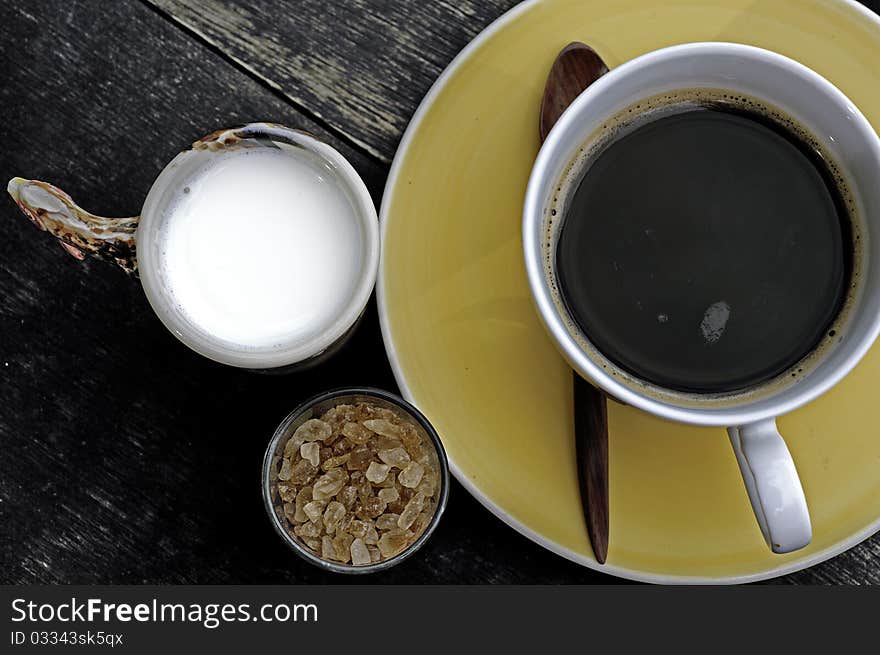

[573,374,609,563]
[540,42,610,564]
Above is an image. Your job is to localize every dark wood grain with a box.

[145,0,521,162]
[145,0,880,163]
[1,0,879,585]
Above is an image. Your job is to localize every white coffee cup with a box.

[523,43,880,554]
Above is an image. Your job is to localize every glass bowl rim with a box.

[261,386,451,574]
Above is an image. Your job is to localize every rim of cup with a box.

[523,42,880,426]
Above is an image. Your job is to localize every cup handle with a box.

[727,419,811,553]
[7,177,138,274]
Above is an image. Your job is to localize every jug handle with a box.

[7,177,138,274]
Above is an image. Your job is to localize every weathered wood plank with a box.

[779,541,880,585]
[146,0,880,165]
[0,0,377,584]
[0,0,618,585]
[147,0,520,162]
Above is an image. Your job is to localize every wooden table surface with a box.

[2,0,879,585]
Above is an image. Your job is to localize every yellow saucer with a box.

[378,0,880,582]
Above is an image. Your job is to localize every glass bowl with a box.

[262,387,450,573]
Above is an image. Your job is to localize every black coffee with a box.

[555,104,852,393]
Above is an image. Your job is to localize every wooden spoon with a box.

[539,42,610,564]
[540,43,609,142]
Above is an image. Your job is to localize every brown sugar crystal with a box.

[272,402,441,565]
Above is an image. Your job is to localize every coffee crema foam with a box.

[543,88,865,407]
[157,145,365,352]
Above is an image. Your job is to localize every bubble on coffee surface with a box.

[269,402,442,566]
[699,301,731,345]
[155,144,365,353]
[543,88,865,407]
